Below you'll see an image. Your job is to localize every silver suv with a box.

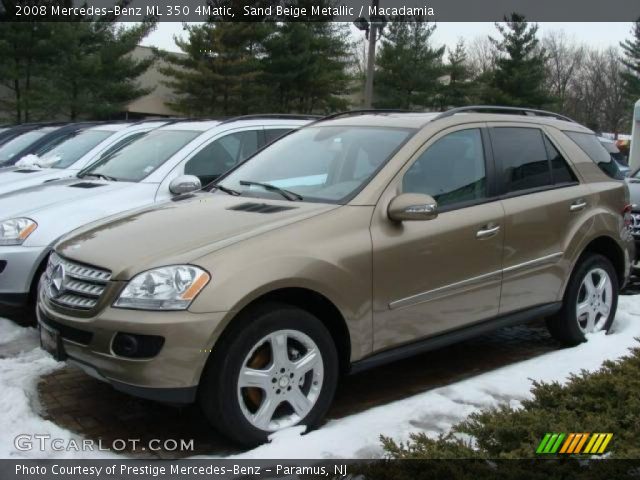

[0,116,313,318]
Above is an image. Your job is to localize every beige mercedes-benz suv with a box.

[37,107,634,445]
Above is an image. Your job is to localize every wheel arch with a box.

[573,235,626,289]
[203,287,353,379]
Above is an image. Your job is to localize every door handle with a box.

[476,224,500,239]
[570,200,587,212]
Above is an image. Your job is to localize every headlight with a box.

[113,265,210,310]
[0,218,37,246]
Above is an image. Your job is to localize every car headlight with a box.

[113,265,210,310]
[0,218,37,246]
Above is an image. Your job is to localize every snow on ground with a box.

[1,296,639,459]
[0,322,118,459]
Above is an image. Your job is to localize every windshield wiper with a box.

[211,184,242,196]
[81,172,118,182]
[239,180,303,201]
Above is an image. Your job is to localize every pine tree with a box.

[0,1,155,121]
[261,22,352,113]
[46,21,156,120]
[374,18,445,109]
[482,14,553,108]
[438,40,474,109]
[0,1,64,122]
[159,22,272,116]
[620,19,640,101]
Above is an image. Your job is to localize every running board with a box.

[349,302,562,375]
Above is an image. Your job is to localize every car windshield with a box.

[0,128,53,165]
[83,130,201,182]
[218,126,414,203]
[37,129,114,168]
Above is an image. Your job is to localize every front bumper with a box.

[0,245,48,307]
[37,289,229,404]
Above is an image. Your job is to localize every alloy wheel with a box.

[575,267,613,334]
[237,329,324,432]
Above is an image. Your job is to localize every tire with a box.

[546,253,618,346]
[198,302,339,447]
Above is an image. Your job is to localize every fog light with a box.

[112,332,165,359]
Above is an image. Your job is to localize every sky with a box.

[141,22,634,53]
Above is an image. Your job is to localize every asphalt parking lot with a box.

[36,320,561,458]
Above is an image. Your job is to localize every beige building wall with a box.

[125,46,185,118]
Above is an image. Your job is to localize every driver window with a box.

[402,129,487,208]
[185,130,259,186]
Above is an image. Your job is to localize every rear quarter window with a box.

[564,131,624,180]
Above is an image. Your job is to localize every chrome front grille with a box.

[43,252,111,310]
[631,213,640,237]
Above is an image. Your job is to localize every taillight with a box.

[623,204,633,228]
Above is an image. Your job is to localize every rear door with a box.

[490,124,590,314]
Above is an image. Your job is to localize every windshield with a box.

[219,126,414,203]
[83,130,201,182]
[0,129,51,165]
[37,129,113,168]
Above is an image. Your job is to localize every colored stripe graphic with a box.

[574,433,589,453]
[550,433,565,453]
[538,433,613,455]
[536,433,552,454]
[597,434,613,454]
[559,433,575,453]
[584,434,599,454]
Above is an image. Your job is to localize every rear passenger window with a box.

[264,129,292,145]
[564,131,625,180]
[491,127,552,193]
[185,130,259,186]
[544,136,576,184]
[402,129,487,208]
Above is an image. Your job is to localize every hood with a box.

[0,178,157,247]
[0,167,75,195]
[626,177,640,210]
[57,194,337,279]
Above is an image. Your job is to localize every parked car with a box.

[0,120,171,196]
[37,107,634,446]
[0,123,70,166]
[599,136,630,176]
[0,116,313,319]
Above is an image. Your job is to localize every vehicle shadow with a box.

[36,320,559,458]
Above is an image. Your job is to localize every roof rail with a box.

[219,114,321,124]
[434,105,576,123]
[316,109,415,123]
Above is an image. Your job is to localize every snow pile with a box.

[0,295,638,459]
[0,320,116,459]
[15,154,42,168]
[14,153,62,169]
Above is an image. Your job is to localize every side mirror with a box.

[388,193,438,222]
[169,175,201,195]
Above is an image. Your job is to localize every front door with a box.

[371,126,505,352]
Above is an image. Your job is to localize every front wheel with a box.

[198,303,338,446]
[546,253,618,346]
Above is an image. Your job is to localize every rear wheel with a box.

[546,253,618,346]
[198,303,338,446]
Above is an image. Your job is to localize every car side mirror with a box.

[388,193,438,222]
[169,175,201,195]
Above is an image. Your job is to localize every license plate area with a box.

[39,322,66,361]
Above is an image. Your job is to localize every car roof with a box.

[311,108,592,133]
